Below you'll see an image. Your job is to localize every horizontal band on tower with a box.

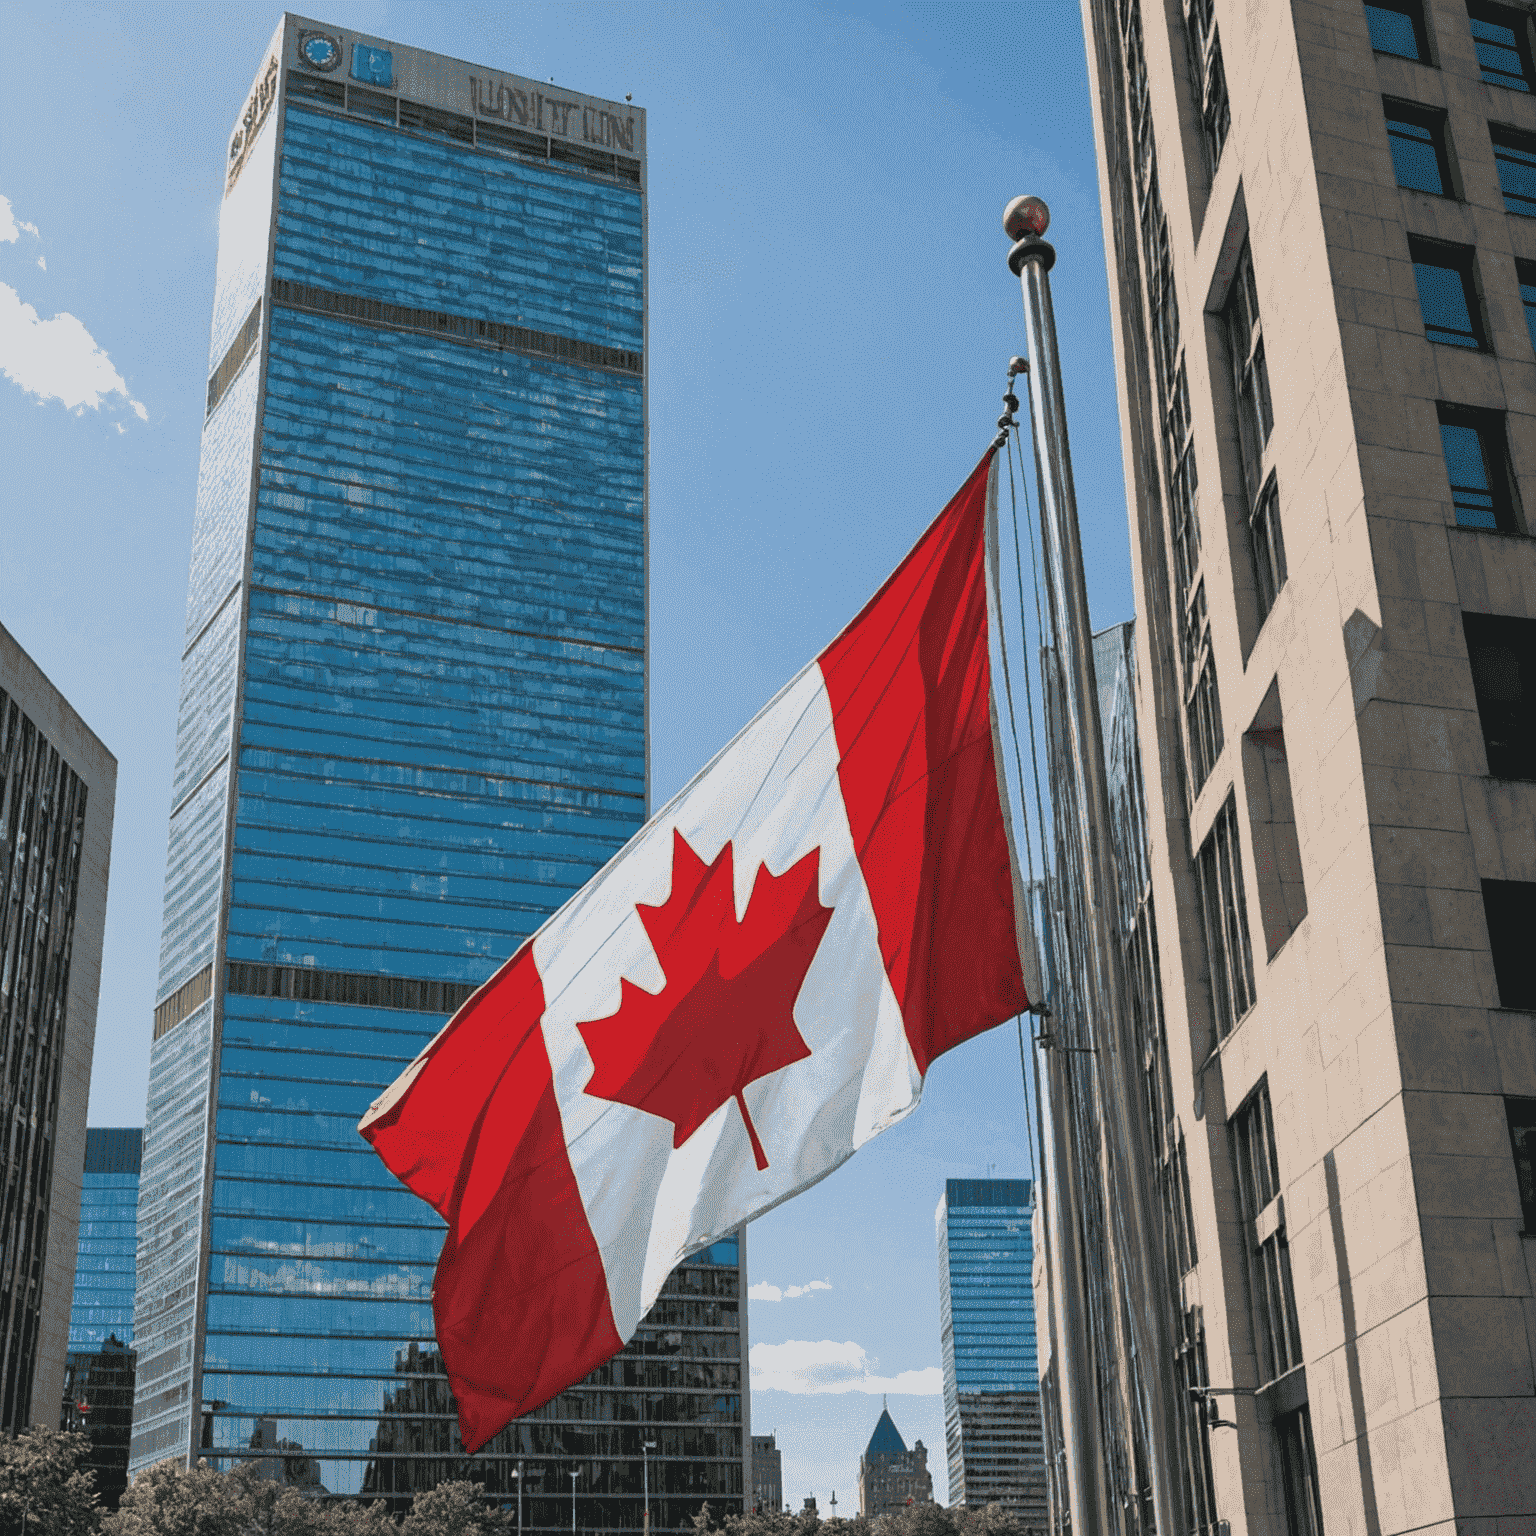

[269,279,644,377]
[226,960,479,1016]
[154,964,214,1040]
[206,299,263,420]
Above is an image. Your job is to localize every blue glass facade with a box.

[69,1129,142,1350]
[937,1180,1037,1396]
[128,26,743,1522]
[935,1179,1044,1514]
[63,1129,142,1510]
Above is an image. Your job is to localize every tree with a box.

[103,1459,248,1536]
[400,1484,508,1536]
[320,1503,397,1536]
[0,1428,101,1536]
[231,1468,323,1536]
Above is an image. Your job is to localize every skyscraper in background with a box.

[750,1432,782,1514]
[935,1179,1045,1523]
[0,623,116,1436]
[67,1129,142,1354]
[856,1405,933,1518]
[62,1128,142,1508]
[132,17,740,1519]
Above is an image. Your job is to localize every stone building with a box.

[751,1432,783,1514]
[1060,0,1536,1528]
[0,623,115,1435]
[857,1405,933,1518]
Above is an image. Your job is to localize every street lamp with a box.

[569,1468,579,1536]
[642,1439,657,1536]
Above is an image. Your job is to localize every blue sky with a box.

[0,0,1131,1511]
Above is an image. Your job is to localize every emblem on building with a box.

[297,30,342,73]
[351,44,394,88]
[226,54,279,197]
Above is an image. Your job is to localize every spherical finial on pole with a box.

[1003,195,1050,240]
[1005,195,1056,275]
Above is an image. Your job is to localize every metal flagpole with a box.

[1005,194,1188,1536]
[1038,1018,1112,1535]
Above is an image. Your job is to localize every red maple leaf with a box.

[577,829,834,1171]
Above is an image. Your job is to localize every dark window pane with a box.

[1276,1407,1325,1536]
[1413,255,1481,347]
[1198,798,1255,1035]
[1367,0,1428,59]
[1494,127,1536,215]
[1521,271,1536,353]
[1438,406,1520,532]
[1252,476,1288,618]
[1483,878,1536,1007]
[1440,420,1498,526]
[1506,1098,1536,1231]
[1463,612,1536,777]
[1387,114,1447,193]
[1471,4,1535,90]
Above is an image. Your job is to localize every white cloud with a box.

[750,1339,942,1396]
[0,194,39,244]
[36,256,45,271]
[0,282,147,420]
[749,1279,832,1303]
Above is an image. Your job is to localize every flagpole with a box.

[1005,195,1187,1536]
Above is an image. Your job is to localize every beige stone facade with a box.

[1076,0,1536,1529]
[0,623,115,1430]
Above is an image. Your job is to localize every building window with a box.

[1249,476,1288,621]
[1221,240,1286,623]
[1242,681,1307,956]
[1469,2,1536,90]
[1163,1135,1199,1274]
[1183,583,1224,792]
[1385,100,1454,194]
[1174,1308,1220,1529]
[1142,173,1181,406]
[1409,239,1487,349]
[1184,0,1230,174]
[1506,1098,1536,1231]
[1463,612,1536,777]
[1167,360,1201,604]
[1366,0,1432,61]
[1196,794,1256,1035]
[1437,404,1522,532]
[1483,879,1536,1007]
[1519,259,1536,352]
[1231,1080,1303,1385]
[1492,125,1536,215]
[1276,1406,1326,1536]
[1223,241,1274,502]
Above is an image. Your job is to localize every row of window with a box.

[1198,607,1536,1055]
[1387,96,1536,218]
[1368,0,1536,89]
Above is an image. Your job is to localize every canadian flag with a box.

[360,450,1038,1451]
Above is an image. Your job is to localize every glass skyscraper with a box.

[68,1128,142,1352]
[935,1179,1045,1520]
[63,1127,142,1508]
[132,20,740,1520]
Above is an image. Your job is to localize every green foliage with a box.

[716,1502,1038,1536]
[0,1428,102,1536]
[103,1460,248,1536]
[400,1484,508,1536]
